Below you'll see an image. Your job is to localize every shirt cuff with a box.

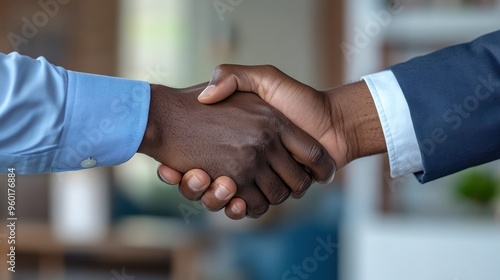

[52,71,150,172]
[362,70,423,177]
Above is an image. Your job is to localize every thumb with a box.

[157,164,182,185]
[197,64,265,104]
[197,81,237,104]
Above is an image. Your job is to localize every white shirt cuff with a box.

[362,70,423,177]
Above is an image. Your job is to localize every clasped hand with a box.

[139,80,335,218]
[140,65,373,219]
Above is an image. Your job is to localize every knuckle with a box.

[272,189,291,205]
[269,116,285,134]
[292,191,306,199]
[257,128,276,146]
[260,65,284,90]
[294,173,313,195]
[308,145,327,166]
[248,128,276,152]
[262,64,279,75]
[248,202,269,218]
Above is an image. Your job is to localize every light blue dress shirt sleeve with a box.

[0,52,150,174]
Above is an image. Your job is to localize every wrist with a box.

[138,84,172,157]
[138,83,208,159]
[327,81,386,164]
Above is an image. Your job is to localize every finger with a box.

[255,168,291,205]
[178,169,212,201]
[235,183,270,218]
[267,142,313,199]
[157,164,183,185]
[280,122,336,184]
[225,198,247,220]
[201,176,237,211]
[198,65,281,104]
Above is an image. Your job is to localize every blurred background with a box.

[1,0,500,279]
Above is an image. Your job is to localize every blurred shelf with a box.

[11,222,204,280]
[386,10,500,44]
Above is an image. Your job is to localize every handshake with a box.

[138,65,386,219]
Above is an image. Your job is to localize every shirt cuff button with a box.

[81,158,97,168]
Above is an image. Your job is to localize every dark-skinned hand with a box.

[138,83,336,218]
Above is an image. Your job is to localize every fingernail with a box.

[214,183,231,200]
[231,204,240,214]
[157,170,175,185]
[319,164,336,184]
[199,85,215,99]
[188,175,205,191]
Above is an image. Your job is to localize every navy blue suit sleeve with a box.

[390,30,500,183]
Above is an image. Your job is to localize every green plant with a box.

[456,170,498,206]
